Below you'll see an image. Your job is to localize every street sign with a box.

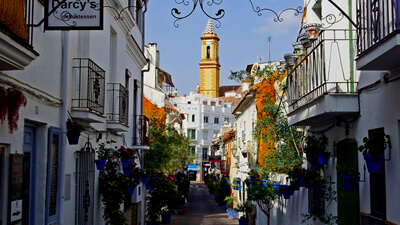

[10,200,22,222]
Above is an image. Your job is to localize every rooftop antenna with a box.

[268,36,271,62]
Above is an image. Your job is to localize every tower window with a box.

[206,46,210,59]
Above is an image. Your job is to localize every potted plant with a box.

[336,165,360,191]
[224,196,238,219]
[66,118,85,145]
[247,178,278,225]
[95,142,118,170]
[146,171,171,225]
[287,165,302,190]
[304,134,330,167]
[299,32,312,48]
[99,172,130,225]
[303,23,322,40]
[118,146,135,167]
[293,42,305,56]
[236,202,251,225]
[284,53,295,67]
[358,133,391,173]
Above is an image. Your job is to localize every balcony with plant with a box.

[286,29,359,127]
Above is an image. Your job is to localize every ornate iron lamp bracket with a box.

[171,0,225,28]
[103,5,137,21]
[248,0,304,22]
[326,0,358,28]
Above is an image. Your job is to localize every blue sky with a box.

[145,0,303,96]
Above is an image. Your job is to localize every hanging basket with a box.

[317,152,330,165]
[341,174,358,191]
[67,134,80,145]
[364,155,384,173]
[94,159,107,170]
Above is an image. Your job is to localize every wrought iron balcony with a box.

[0,0,38,70]
[72,58,105,122]
[106,83,129,130]
[286,29,359,126]
[132,115,149,146]
[356,0,400,70]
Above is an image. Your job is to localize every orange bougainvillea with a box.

[254,70,287,166]
[143,97,165,128]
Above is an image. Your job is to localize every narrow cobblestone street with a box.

[170,182,239,225]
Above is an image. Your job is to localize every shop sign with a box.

[45,0,103,30]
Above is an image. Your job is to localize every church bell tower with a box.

[199,19,220,98]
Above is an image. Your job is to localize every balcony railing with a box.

[107,83,129,126]
[72,58,105,115]
[356,0,399,56]
[287,29,358,113]
[132,115,149,146]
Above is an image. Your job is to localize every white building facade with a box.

[173,92,235,181]
[0,0,149,224]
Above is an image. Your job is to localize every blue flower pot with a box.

[123,167,132,176]
[142,177,149,184]
[239,218,249,225]
[364,155,384,173]
[311,162,321,171]
[94,159,106,170]
[342,174,358,191]
[67,135,80,145]
[128,187,135,195]
[121,159,131,168]
[226,209,237,219]
[161,213,172,224]
[317,152,330,165]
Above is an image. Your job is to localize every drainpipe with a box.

[59,30,69,225]
[140,3,149,224]
[140,58,150,225]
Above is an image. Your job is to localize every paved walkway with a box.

[169,182,239,225]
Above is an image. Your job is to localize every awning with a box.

[187,164,200,171]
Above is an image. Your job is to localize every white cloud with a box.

[252,13,301,35]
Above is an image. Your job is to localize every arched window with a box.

[206,46,210,59]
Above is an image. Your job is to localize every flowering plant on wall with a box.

[358,134,391,158]
[66,118,85,136]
